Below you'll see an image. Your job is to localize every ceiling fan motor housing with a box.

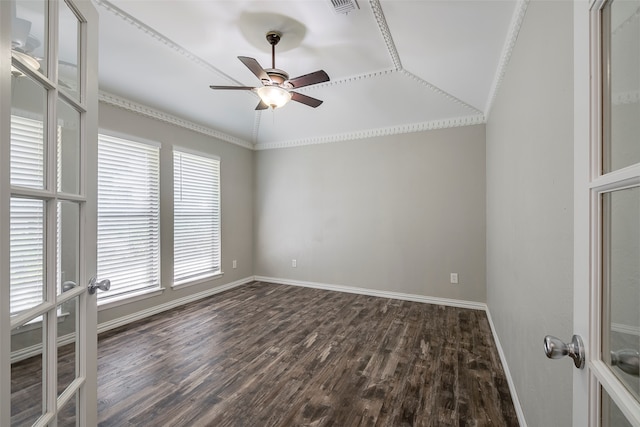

[265,68,290,86]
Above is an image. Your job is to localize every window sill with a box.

[98,287,165,311]
[172,271,224,290]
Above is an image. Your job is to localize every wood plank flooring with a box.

[13,281,519,426]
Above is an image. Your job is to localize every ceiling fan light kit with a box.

[210,31,330,111]
[257,85,292,109]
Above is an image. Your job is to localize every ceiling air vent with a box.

[328,0,359,15]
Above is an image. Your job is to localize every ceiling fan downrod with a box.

[266,31,281,69]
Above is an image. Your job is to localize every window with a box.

[173,149,221,285]
[97,134,160,301]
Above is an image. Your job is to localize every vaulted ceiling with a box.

[94,0,527,150]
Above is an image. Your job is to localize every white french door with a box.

[574,0,640,425]
[1,0,99,425]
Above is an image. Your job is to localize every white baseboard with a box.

[254,275,487,310]
[484,309,528,427]
[97,276,255,334]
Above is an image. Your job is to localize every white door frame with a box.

[574,0,640,425]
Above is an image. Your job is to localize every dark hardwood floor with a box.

[12,281,519,426]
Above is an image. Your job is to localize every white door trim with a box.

[573,0,592,425]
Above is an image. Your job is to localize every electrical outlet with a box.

[292,259,297,268]
[232,260,237,269]
[450,273,459,284]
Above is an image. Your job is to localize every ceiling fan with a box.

[11,14,41,76]
[209,31,330,110]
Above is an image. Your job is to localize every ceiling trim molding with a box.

[296,67,480,119]
[369,0,402,71]
[99,91,254,150]
[484,0,529,118]
[400,70,483,115]
[297,68,397,91]
[93,0,243,86]
[254,114,485,151]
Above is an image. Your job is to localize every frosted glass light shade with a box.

[257,85,292,109]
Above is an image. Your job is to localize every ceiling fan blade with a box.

[288,70,330,89]
[255,100,269,110]
[238,56,271,83]
[290,91,323,108]
[209,85,255,90]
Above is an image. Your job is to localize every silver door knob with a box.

[88,277,111,295]
[544,335,585,369]
[610,349,639,377]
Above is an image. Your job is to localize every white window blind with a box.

[10,198,45,316]
[9,115,45,316]
[10,115,44,189]
[97,134,160,300]
[173,150,221,284]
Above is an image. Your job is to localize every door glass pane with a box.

[57,100,80,194]
[602,187,640,401]
[10,198,45,316]
[58,297,78,397]
[602,0,640,173]
[57,390,78,427]
[58,0,80,99]
[12,0,47,77]
[11,320,46,426]
[602,387,634,426]
[57,201,80,296]
[11,75,46,189]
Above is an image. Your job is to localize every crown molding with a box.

[484,0,530,118]
[369,0,402,71]
[99,91,254,150]
[93,0,242,86]
[254,114,485,150]
[400,70,483,115]
[299,68,396,91]
[99,90,486,152]
[293,68,481,118]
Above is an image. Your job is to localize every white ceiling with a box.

[94,0,526,149]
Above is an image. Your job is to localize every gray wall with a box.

[97,103,254,325]
[255,125,486,303]
[486,1,574,426]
